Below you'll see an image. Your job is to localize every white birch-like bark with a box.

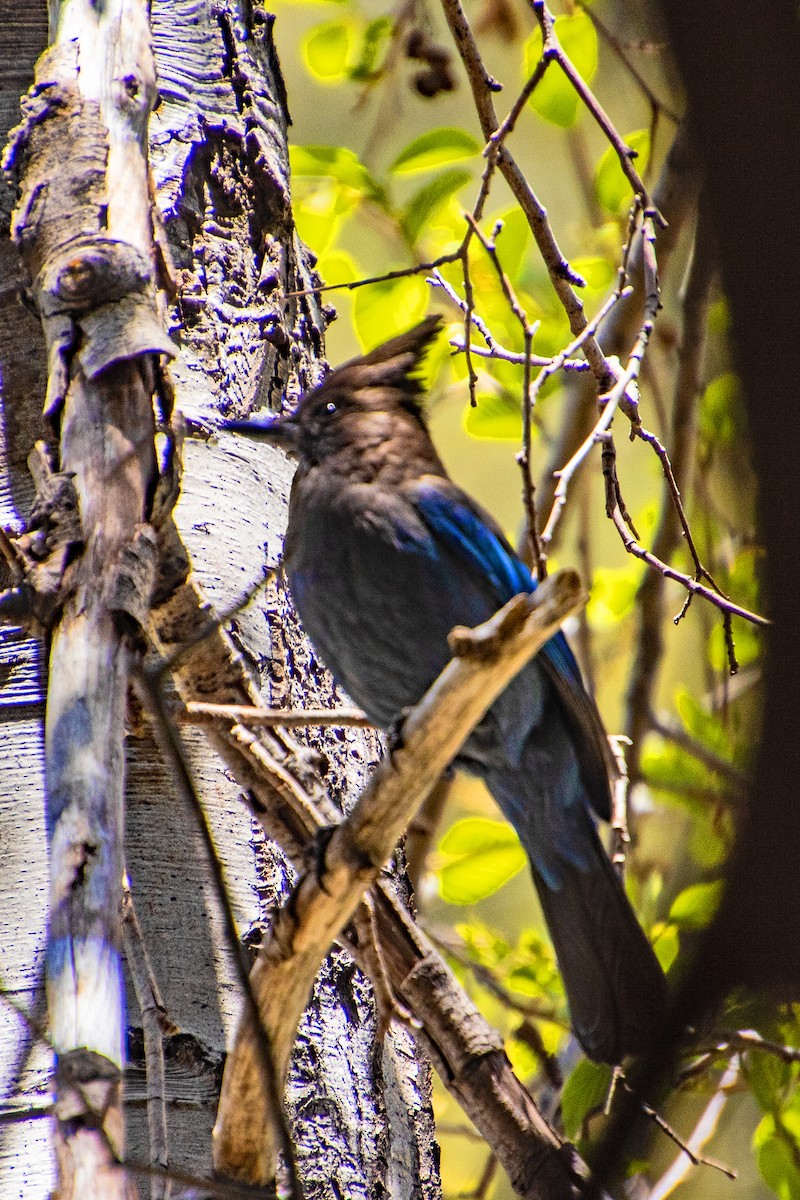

[0,0,441,1196]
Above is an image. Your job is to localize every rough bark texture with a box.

[0,0,441,1195]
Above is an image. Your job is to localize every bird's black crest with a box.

[320,314,444,417]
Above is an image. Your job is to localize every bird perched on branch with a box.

[224,316,666,1063]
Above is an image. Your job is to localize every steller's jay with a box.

[224,315,666,1062]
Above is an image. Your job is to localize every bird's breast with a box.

[283,480,494,727]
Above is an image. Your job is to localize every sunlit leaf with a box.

[352,275,428,348]
[290,144,385,204]
[348,16,392,81]
[571,254,616,292]
[523,11,598,128]
[754,1119,800,1200]
[293,181,353,254]
[391,127,481,175]
[587,564,642,628]
[316,248,358,286]
[668,880,724,930]
[748,1052,793,1112]
[437,817,526,904]
[562,1060,612,1139]
[402,169,472,244]
[594,129,651,214]
[649,921,680,973]
[302,22,352,81]
[463,391,522,441]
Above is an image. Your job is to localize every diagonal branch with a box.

[211,571,586,1184]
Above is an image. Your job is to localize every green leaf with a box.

[401,169,472,245]
[293,181,353,254]
[348,16,392,81]
[571,254,616,292]
[463,392,522,441]
[754,1120,800,1200]
[391,127,481,175]
[523,12,598,128]
[669,880,724,930]
[491,208,532,279]
[586,565,642,629]
[594,129,651,215]
[562,1060,612,1139]
[699,370,744,446]
[650,921,680,973]
[352,275,428,349]
[748,1053,793,1113]
[302,22,352,81]
[437,817,526,905]
[290,145,386,211]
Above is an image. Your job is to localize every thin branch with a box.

[438,0,615,390]
[608,509,768,627]
[618,1074,737,1181]
[182,701,373,728]
[134,669,303,1200]
[533,120,701,558]
[649,715,750,796]
[701,1029,800,1065]
[529,1,661,222]
[573,0,681,125]
[122,881,171,1200]
[464,214,548,578]
[607,736,631,882]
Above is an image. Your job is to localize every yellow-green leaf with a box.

[464,392,522,441]
[437,817,526,904]
[669,880,724,930]
[402,169,472,244]
[289,144,384,204]
[594,129,651,214]
[391,127,481,175]
[302,21,352,82]
[352,275,428,349]
[523,12,598,128]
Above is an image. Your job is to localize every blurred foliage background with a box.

[266,0,792,1195]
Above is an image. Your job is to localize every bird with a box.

[223,315,666,1063]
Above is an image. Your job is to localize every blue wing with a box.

[407,476,614,821]
[407,477,583,679]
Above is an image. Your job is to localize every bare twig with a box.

[134,669,303,1200]
[618,1074,737,1181]
[438,0,615,390]
[182,701,373,728]
[464,214,548,577]
[123,882,171,1200]
[573,0,681,125]
[607,736,631,882]
[528,1,660,221]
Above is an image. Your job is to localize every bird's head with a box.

[221,315,444,468]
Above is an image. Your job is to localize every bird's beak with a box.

[219,412,301,450]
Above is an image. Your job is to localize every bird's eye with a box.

[325,401,337,415]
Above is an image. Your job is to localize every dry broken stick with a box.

[211,571,585,1181]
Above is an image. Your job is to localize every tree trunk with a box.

[0,0,440,1195]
